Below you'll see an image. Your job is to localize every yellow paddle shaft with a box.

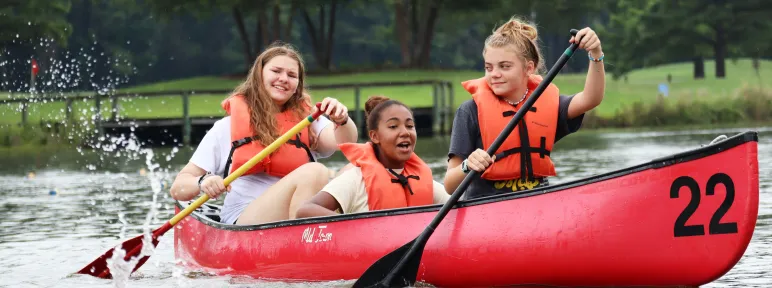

[169,114,318,226]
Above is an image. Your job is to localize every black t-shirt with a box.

[447,94,584,200]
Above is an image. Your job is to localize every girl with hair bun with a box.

[296,95,450,218]
[445,16,606,199]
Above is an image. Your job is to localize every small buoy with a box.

[27,172,36,180]
[49,189,57,196]
[139,168,147,176]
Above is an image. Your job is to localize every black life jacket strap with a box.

[495,107,549,181]
[517,120,535,181]
[287,133,316,163]
[223,133,314,178]
[223,136,256,178]
[388,169,420,195]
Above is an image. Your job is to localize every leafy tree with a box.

[147,0,297,71]
[0,0,72,92]
[599,0,772,79]
[0,0,72,45]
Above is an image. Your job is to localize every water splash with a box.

[117,212,127,240]
[105,147,167,288]
[2,31,189,287]
[2,36,137,151]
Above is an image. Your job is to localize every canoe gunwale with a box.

[174,130,759,232]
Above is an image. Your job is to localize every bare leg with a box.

[236,162,330,225]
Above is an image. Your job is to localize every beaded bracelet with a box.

[588,51,604,62]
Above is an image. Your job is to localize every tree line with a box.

[1,0,771,92]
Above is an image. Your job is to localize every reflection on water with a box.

[0,126,770,287]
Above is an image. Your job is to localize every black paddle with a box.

[352,28,582,288]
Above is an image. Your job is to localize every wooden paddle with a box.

[76,103,325,279]
[352,29,582,288]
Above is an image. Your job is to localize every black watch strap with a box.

[198,171,212,187]
[461,160,470,174]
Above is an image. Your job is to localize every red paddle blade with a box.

[76,222,171,279]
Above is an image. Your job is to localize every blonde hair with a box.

[483,16,545,74]
[230,42,313,147]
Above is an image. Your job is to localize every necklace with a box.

[504,88,529,106]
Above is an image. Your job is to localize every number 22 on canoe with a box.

[351,29,582,288]
[75,103,325,279]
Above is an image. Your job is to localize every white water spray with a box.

[105,147,167,288]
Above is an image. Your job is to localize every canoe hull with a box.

[174,132,759,287]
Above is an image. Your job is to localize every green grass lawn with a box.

[2,58,770,125]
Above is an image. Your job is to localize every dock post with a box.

[182,92,191,146]
[438,82,446,136]
[94,95,102,138]
[354,86,361,129]
[432,83,438,136]
[20,100,28,126]
[110,95,119,121]
[65,97,73,124]
[447,82,454,134]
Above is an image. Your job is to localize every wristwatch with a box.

[198,171,213,189]
[460,160,471,174]
[336,116,349,126]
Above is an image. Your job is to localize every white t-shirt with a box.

[322,167,450,214]
[189,116,334,224]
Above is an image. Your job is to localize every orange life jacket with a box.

[220,94,314,178]
[339,142,434,211]
[461,74,559,181]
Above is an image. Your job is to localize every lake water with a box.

[0,126,770,288]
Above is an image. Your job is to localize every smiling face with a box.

[483,46,535,98]
[261,55,300,106]
[369,104,417,169]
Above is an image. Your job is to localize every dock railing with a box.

[1,80,455,145]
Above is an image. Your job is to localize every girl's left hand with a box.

[319,97,349,125]
[570,27,602,55]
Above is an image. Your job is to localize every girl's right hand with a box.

[200,175,231,199]
[466,149,496,172]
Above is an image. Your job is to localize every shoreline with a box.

[2,120,770,149]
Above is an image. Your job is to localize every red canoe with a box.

[173,131,759,287]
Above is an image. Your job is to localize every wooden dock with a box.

[101,106,438,147]
[2,80,454,147]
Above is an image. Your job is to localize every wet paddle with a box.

[76,103,325,279]
[352,29,582,288]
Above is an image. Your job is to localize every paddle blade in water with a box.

[76,222,170,279]
[352,239,424,288]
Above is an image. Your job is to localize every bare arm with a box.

[567,55,605,119]
[567,28,606,119]
[443,156,467,193]
[317,119,358,154]
[315,96,359,154]
[169,162,206,201]
[333,119,358,144]
[296,191,342,218]
[444,148,495,193]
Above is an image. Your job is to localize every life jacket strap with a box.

[388,169,420,195]
[496,107,547,181]
[223,133,314,178]
[287,133,315,163]
[223,136,256,178]
[493,140,551,159]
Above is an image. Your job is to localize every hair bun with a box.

[520,24,538,41]
[495,18,539,42]
[364,95,390,119]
